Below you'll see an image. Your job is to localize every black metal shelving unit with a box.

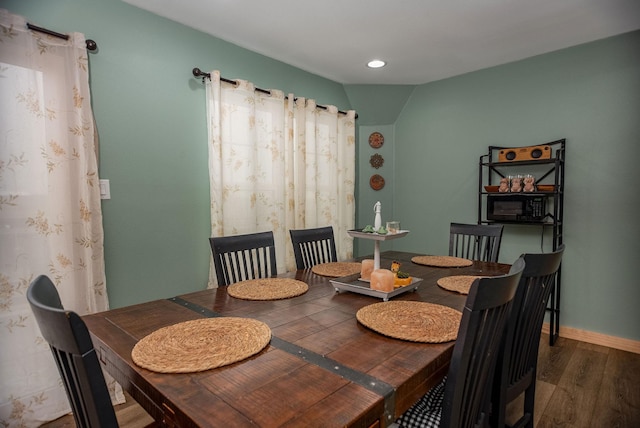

[478,139,565,345]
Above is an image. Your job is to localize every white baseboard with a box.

[542,323,640,354]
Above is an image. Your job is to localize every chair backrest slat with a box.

[209,231,277,286]
[449,222,504,263]
[289,226,337,270]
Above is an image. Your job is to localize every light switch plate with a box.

[99,179,111,200]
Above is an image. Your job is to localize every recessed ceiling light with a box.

[367,60,386,69]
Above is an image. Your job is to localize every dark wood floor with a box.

[42,334,640,427]
[526,334,639,427]
[40,392,154,428]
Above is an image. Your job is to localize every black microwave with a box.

[487,194,546,222]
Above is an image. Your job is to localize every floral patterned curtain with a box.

[205,70,356,284]
[0,9,121,427]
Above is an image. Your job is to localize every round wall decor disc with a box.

[370,153,384,169]
[369,132,384,149]
[370,174,385,190]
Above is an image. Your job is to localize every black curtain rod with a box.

[27,23,98,51]
[192,68,356,118]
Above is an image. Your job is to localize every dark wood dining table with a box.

[84,251,510,428]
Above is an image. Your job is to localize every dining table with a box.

[83,251,510,428]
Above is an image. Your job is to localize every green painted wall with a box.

[378,31,640,341]
[344,85,416,125]
[354,125,396,257]
[5,0,352,308]
[6,1,639,342]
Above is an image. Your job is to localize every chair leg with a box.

[521,383,536,428]
[509,384,535,428]
[490,393,507,428]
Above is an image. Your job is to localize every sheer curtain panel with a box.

[0,9,121,427]
[205,70,356,285]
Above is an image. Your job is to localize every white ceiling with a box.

[123,0,640,85]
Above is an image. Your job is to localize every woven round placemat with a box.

[356,301,462,343]
[131,318,271,373]
[227,278,308,300]
[411,255,473,268]
[311,262,362,277]
[437,275,485,295]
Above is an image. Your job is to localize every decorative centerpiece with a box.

[330,257,422,301]
[348,202,409,270]
[391,260,412,287]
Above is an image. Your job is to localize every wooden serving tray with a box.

[330,273,422,301]
[347,229,409,241]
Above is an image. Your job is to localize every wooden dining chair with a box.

[26,275,121,428]
[394,257,525,428]
[490,245,565,428]
[449,222,504,263]
[289,226,338,269]
[209,231,277,286]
